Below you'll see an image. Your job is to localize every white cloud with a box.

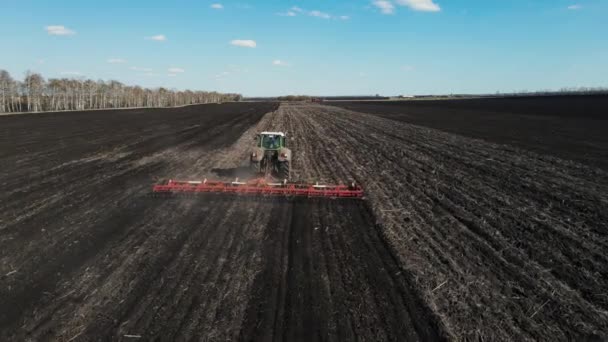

[278,10,297,16]
[142,72,159,77]
[60,71,82,76]
[146,34,166,41]
[45,25,76,36]
[272,60,290,67]
[396,0,441,12]
[309,10,332,19]
[401,65,414,71]
[211,3,223,9]
[168,67,185,73]
[280,6,348,20]
[107,58,126,64]
[215,71,231,77]
[372,0,395,14]
[567,4,582,10]
[130,66,152,72]
[167,73,177,77]
[215,71,231,80]
[230,39,256,48]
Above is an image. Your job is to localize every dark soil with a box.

[4,100,606,341]
[0,103,278,340]
[269,103,608,340]
[329,95,608,170]
[241,199,442,342]
[0,103,443,341]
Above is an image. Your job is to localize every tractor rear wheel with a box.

[279,161,290,180]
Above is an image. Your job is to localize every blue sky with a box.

[1,0,607,96]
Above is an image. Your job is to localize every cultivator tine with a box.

[151,177,364,199]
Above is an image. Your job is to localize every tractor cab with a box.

[256,132,286,151]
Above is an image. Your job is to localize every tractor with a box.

[152,131,364,199]
[250,131,291,180]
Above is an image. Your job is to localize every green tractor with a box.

[250,131,291,180]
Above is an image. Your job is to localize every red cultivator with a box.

[152,178,364,199]
[153,131,364,199]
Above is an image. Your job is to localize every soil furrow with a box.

[274,102,608,340]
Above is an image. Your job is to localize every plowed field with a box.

[331,95,608,170]
[2,101,607,341]
[265,103,608,340]
[0,103,442,341]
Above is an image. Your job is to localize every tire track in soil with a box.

[238,102,445,341]
[240,199,442,342]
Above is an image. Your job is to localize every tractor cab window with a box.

[262,135,281,149]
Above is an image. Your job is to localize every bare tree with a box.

[0,70,242,114]
[23,71,45,112]
[0,70,14,113]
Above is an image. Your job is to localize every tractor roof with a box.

[260,131,285,136]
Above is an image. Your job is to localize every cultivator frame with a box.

[152,178,364,199]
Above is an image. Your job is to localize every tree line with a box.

[0,70,242,114]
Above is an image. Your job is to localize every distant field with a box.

[329,95,608,170]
